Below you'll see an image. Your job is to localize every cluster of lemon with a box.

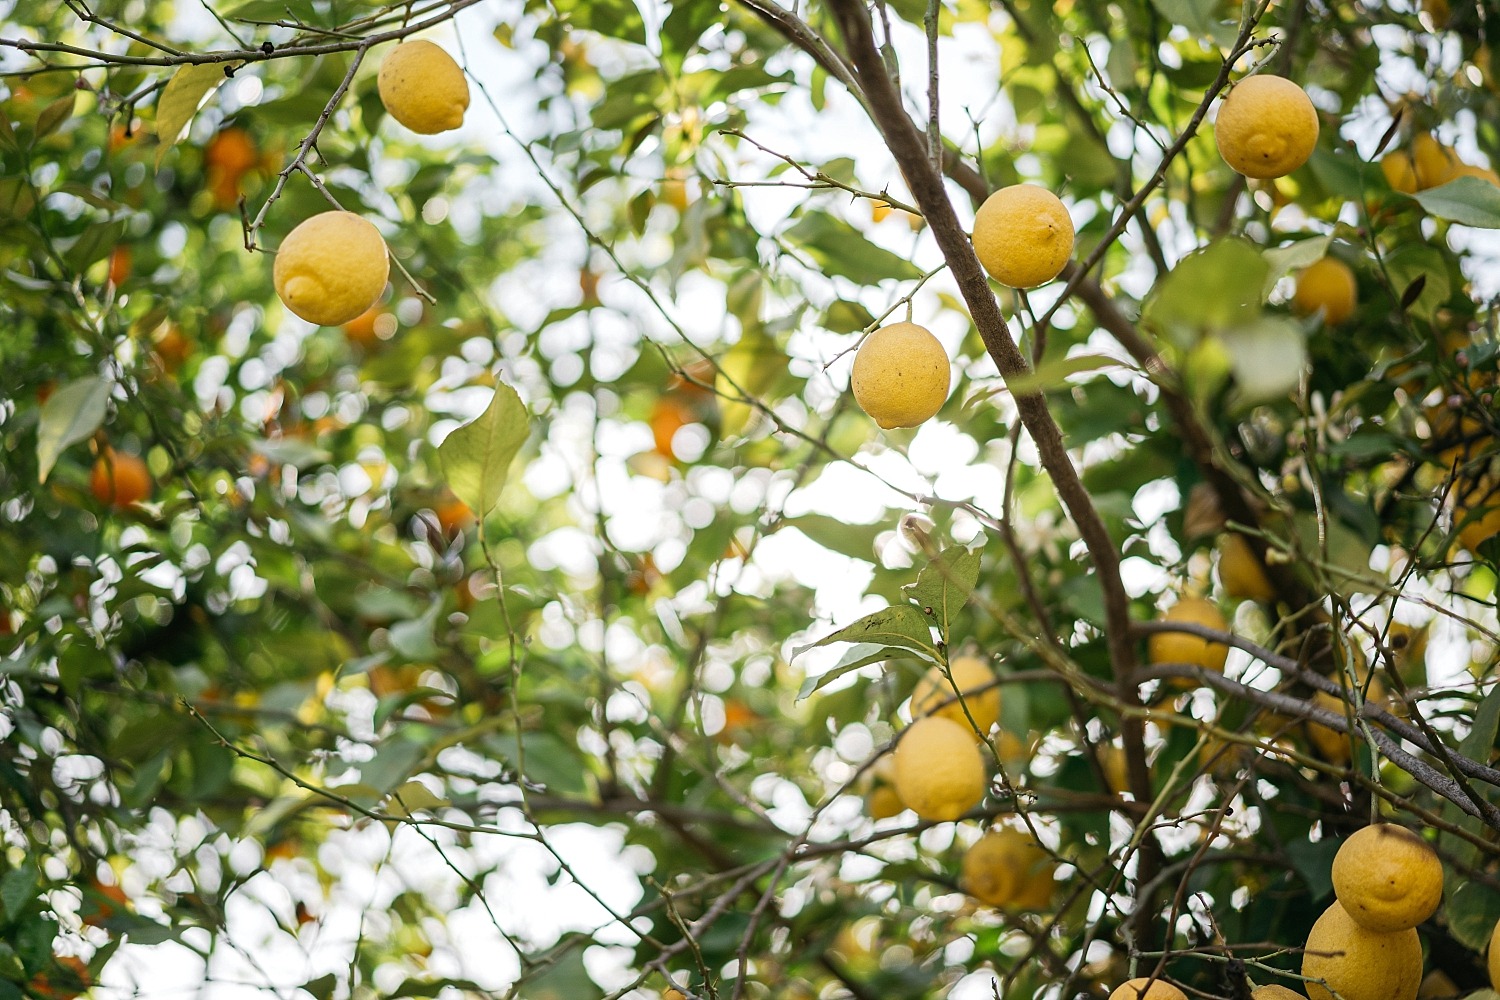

[1382,132,1500,194]
[271,39,469,327]
[850,184,1075,429]
[863,657,1058,911]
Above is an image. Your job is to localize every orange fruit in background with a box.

[108,246,131,286]
[91,449,152,508]
[205,126,259,175]
[650,395,698,460]
[342,306,391,348]
[152,325,191,372]
[30,955,91,1000]
[433,493,475,539]
[82,880,129,926]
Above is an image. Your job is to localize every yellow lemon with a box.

[1331,824,1443,932]
[1219,533,1276,602]
[1453,161,1500,186]
[377,40,470,135]
[892,715,987,821]
[1109,979,1188,1000]
[961,825,1055,910]
[910,655,1000,736]
[1097,742,1130,795]
[1147,597,1230,675]
[272,211,389,326]
[1453,482,1500,554]
[1412,133,1457,190]
[1302,900,1422,1000]
[971,184,1075,288]
[866,783,905,820]
[1381,152,1419,194]
[1292,257,1358,326]
[1215,75,1320,179]
[1251,988,1308,1000]
[850,322,950,429]
[1488,917,1500,989]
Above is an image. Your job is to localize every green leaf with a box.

[36,375,112,483]
[717,330,783,438]
[1413,175,1500,228]
[521,939,603,1000]
[301,974,337,1000]
[1144,238,1268,339]
[1217,316,1307,405]
[33,93,76,142]
[821,299,876,334]
[0,862,36,920]
[154,64,228,168]
[1384,244,1450,320]
[1438,685,1500,949]
[797,642,897,700]
[1262,236,1331,300]
[389,603,441,661]
[902,546,980,645]
[438,381,529,519]
[784,212,922,283]
[65,219,128,273]
[1148,0,1221,36]
[792,604,939,661]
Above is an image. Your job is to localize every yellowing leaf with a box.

[438,381,529,519]
[155,63,228,168]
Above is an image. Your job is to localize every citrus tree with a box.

[3,1,1500,998]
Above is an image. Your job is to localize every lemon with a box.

[1147,597,1230,675]
[1453,161,1500,186]
[1108,979,1188,1000]
[1292,257,1358,326]
[892,715,987,821]
[961,825,1055,910]
[272,212,389,326]
[1215,75,1320,179]
[866,784,905,820]
[1302,900,1421,1000]
[1454,482,1500,554]
[850,322,950,429]
[1412,133,1457,190]
[1331,824,1443,932]
[910,655,1000,736]
[1381,152,1419,194]
[1097,742,1130,795]
[377,40,470,135]
[971,184,1075,288]
[1218,533,1275,602]
[1251,988,1307,1000]
[1488,917,1500,989]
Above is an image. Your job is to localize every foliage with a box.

[1,0,1500,998]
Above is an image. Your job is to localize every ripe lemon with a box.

[1330,824,1443,932]
[1302,900,1421,1000]
[1488,917,1500,989]
[1109,979,1188,1000]
[1097,742,1129,795]
[892,715,987,821]
[1215,75,1319,179]
[1147,597,1230,675]
[910,655,1000,736]
[1218,533,1275,602]
[273,212,390,327]
[1292,257,1358,326]
[1453,161,1500,186]
[1411,133,1457,190]
[866,783,905,820]
[377,40,470,135]
[850,322,950,429]
[971,184,1074,288]
[1453,483,1500,554]
[1380,152,1419,194]
[1251,988,1308,1000]
[961,825,1054,910]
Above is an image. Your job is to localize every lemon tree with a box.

[3,1,1500,1000]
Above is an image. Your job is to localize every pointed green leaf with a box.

[437,381,528,519]
[792,604,939,660]
[154,64,228,168]
[1218,316,1307,405]
[902,546,980,645]
[1144,238,1268,337]
[797,643,897,700]
[36,376,112,483]
[1413,175,1500,228]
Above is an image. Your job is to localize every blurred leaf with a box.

[1145,238,1268,338]
[1218,317,1307,405]
[1413,176,1500,228]
[438,382,529,519]
[36,375,111,483]
[1149,0,1220,35]
[1384,244,1450,320]
[797,643,895,700]
[154,64,227,167]
[1262,236,1331,299]
[784,212,922,282]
